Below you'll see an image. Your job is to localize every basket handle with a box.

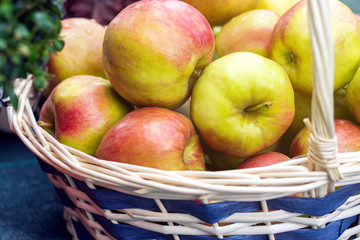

[306,0,341,181]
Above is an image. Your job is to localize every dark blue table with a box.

[0,130,72,240]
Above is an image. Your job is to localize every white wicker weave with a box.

[6,0,360,239]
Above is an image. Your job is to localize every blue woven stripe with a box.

[71,218,95,240]
[268,184,360,216]
[38,159,360,224]
[91,214,358,240]
[74,179,260,224]
[54,187,77,208]
[37,157,65,177]
[73,178,360,223]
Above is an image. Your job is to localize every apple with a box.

[277,88,356,155]
[256,0,301,16]
[204,139,281,171]
[270,0,360,95]
[95,107,205,171]
[43,18,106,97]
[290,119,360,158]
[39,75,134,156]
[237,152,290,169]
[346,67,360,123]
[191,52,295,159]
[290,88,355,140]
[180,0,259,27]
[215,9,279,58]
[103,0,215,110]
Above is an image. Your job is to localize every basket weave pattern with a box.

[6,0,360,239]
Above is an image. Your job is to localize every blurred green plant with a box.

[0,0,65,108]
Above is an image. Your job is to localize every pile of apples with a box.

[38,0,360,172]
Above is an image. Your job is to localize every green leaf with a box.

[28,11,54,30]
[14,23,31,40]
[0,38,6,49]
[0,1,14,19]
[4,81,18,109]
[49,0,66,19]
[33,74,47,90]
[52,38,64,52]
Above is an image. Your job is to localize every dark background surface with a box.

[0,1,359,240]
[0,128,72,240]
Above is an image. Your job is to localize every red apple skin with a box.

[96,107,205,171]
[43,18,106,97]
[39,75,134,156]
[290,119,360,158]
[103,0,215,109]
[237,152,290,169]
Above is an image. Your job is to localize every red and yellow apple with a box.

[191,52,295,159]
[291,88,355,138]
[180,0,259,27]
[216,9,280,58]
[96,107,205,171]
[39,75,133,156]
[237,152,290,169]
[103,0,215,109]
[270,0,360,95]
[204,138,281,171]
[278,88,356,155]
[290,119,360,157]
[43,18,106,97]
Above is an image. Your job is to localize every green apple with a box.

[96,107,205,171]
[270,0,360,95]
[256,0,301,16]
[290,119,360,157]
[346,67,360,123]
[216,9,279,58]
[43,18,106,97]
[180,0,259,27]
[191,52,295,159]
[103,0,215,110]
[39,75,134,156]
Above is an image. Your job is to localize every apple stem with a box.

[245,102,272,112]
[37,121,54,128]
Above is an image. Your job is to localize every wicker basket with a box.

[7,1,360,239]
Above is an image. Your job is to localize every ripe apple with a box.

[43,18,106,97]
[103,0,215,110]
[204,139,281,171]
[270,0,360,95]
[191,52,295,159]
[39,75,133,156]
[237,152,290,169]
[290,88,355,140]
[278,88,356,155]
[256,0,301,16]
[290,119,360,158]
[215,9,279,58]
[180,0,259,27]
[95,107,205,171]
[346,67,360,123]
